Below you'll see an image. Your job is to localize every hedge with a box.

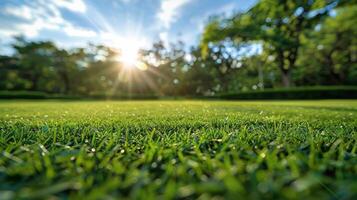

[0,91,47,99]
[0,91,159,100]
[1,86,357,100]
[218,86,357,100]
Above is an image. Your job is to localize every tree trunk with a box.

[284,50,298,88]
[61,72,70,94]
[326,53,339,84]
[281,69,291,88]
[30,74,38,91]
[277,50,292,88]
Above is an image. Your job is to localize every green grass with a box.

[0,100,357,199]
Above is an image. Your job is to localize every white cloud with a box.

[53,0,87,13]
[64,25,97,37]
[157,0,191,28]
[3,5,34,21]
[0,0,94,39]
[0,28,19,38]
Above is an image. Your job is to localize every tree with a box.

[12,37,58,91]
[201,0,349,87]
[52,48,89,94]
[79,44,120,95]
[141,40,188,96]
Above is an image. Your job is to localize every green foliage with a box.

[0,100,356,199]
[3,86,357,100]
[201,0,356,87]
[296,5,357,85]
[0,91,47,99]
[0,1,356,96]
[219,86,357,99]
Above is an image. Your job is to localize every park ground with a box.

[0,100,356,199]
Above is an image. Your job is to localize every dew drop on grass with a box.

[215,138,223,142]
[151,162,158,168]
[170,159,177,164]
[260,152,266,158]
[20,146,30,152]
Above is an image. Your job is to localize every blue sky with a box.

[0,0,256,51]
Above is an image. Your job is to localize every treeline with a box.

[0,0,356,97]
[202,0,357,88]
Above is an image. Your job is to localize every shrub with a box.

[0,91,47,99]
[218,86,357,99]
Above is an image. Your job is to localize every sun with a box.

[119,44,139,67]
[114,37,147,70]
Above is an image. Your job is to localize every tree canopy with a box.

[0,0,356,96]
[201,0,356,87]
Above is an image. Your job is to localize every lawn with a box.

[0,100,356,199]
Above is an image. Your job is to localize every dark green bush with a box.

[89,93,160,100]
[0,91,47,99]
[219,86,357,99]
[1,86,357,100]
[0,91,159,100]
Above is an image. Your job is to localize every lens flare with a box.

[112,37,148,71]
[119,45,139,67]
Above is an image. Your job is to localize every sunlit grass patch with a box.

[0,100,356,199]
